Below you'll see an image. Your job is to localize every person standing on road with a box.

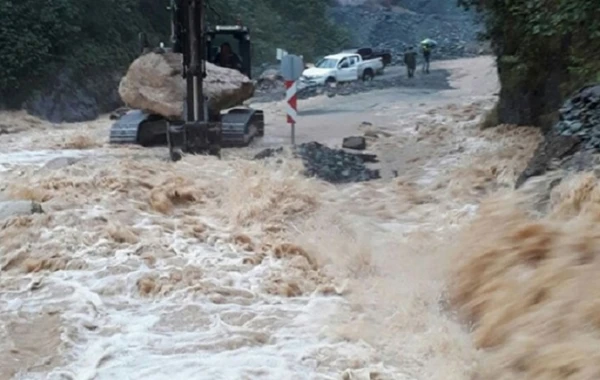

[421,43,432,74]
[403,46,417,78]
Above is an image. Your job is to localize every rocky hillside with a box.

[328,0,484,61]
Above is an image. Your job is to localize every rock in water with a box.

[118,52,255,119]
[0,200,43,221]
[342,136,367,150]
[43,157,80,170]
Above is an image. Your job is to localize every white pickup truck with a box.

[299,53,384,87]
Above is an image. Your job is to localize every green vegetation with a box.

[0,0,347,104]
[458,0,600,129]
[0,0,165,103]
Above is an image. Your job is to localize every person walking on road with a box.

[403,46,417,78]
[421,42,432,74]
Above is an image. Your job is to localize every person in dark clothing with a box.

[213,42,242,71]
[421,44,431,74]
[403,46,417,78]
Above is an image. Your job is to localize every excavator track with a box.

[220,108,264,146]
[109,108,264,149]
[109,110,151,145]
[109,110,169,146]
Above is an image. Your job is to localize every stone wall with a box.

[22,69,123,123]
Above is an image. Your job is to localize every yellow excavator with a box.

[109,0,264,160]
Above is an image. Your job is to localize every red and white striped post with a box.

[281,54,303,145]
[285,80,298,144]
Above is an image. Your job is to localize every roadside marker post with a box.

[285,80,297,144]
[281,54,304,145]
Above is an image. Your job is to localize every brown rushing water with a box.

[1,56,554,379]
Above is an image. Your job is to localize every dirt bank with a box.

[451,171,600,379]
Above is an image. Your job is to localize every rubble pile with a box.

[555,85,600,149]
[253,68,452,102]
[254,141,380,184]
[256,69,285,92]
[300,70,452,97]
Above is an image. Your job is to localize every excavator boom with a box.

[166,0,222,160]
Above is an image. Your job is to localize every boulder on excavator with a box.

[109,17,264,151]
[118,51,255,120]
[110,50,263,148]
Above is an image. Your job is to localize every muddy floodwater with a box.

[0,57,547,379]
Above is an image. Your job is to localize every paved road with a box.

[249,62,462,149]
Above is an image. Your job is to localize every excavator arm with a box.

[171,0,207,122]
[167,0,221,160]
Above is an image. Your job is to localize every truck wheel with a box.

[256,120,264,137]
[325,77,336,88]
[362,69,374,81]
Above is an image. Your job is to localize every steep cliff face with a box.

[494,50,568,130]
[328,0,483,60]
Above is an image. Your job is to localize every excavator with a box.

[108,0,264,160]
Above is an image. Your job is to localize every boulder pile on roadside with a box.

[555,84,600,149]
[253,67,453,102]
[517,84,600,188]
[254,141,380,184]
[256,69,285,92]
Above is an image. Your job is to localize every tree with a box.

[458,0,600,128]
[0,0,347,104]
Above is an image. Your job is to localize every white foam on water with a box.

[8,225,399,380]
[0,149,96,172]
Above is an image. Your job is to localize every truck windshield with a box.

[314,58,338,69]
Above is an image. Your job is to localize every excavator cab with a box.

[206,25,252,78]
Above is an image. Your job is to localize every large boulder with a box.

[342,136,367,150]
[118,52,255,119]
[0,200,43,221]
